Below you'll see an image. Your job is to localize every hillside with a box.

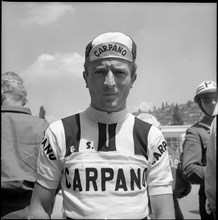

[132,100,204,126]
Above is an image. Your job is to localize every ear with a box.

[130,73,137,88]
[24,96,28,106]
[83,71,88,88]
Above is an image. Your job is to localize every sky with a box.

[2,2,217,123]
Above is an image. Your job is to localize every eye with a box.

[115,70,126,75]
[93,69,106,75]
[201,97,216,104]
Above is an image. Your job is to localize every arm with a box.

[182,127,206,184]
[150,194,175,219]
[205,117,217,212]
[28,182,57,219]
[29,122,64,219]
[147,126,175,218]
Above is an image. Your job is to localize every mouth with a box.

[102,93,118,99]
[102,93,118,96]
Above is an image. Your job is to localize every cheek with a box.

[87,76,101,87]
[121,78,133,89]
[203,103,216,114]
[87,79,103,96]
[119,82,132,97]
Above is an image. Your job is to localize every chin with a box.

[104,103,124,112]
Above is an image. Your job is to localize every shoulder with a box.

[27,115,49,129]
[49,119,64,132]
[48,113,80,135]
[187,121,208,134]
[133,116,155,140]
[136,116,165,145]
[133,116,152,130]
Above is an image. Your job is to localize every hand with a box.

[177,182,192,199]
[205,198,211,215]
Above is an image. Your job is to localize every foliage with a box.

[39,105,46,119]
[132,101,202,125]
[171,103,184,125]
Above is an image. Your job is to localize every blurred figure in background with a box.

[137,113,161,129]
[1,71,49,219]
[182,80,217,220]
[137,113,191,220]
[205,101,217,220]
[168,144,192,220]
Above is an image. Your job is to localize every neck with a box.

[201,114,214,126]
[90,103,126,114]
[86,105,129,124]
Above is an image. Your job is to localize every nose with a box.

[212,99,217,104]
[104,71,115,88]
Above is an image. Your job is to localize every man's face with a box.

[84,58,136,113]
[200,93,217,116]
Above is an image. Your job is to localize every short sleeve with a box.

[36,120,65,189]
[147,126,173,196]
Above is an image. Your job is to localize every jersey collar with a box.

[85,105,129,124]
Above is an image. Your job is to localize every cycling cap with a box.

[85,32,137,63]
[137,113,161,129]
[194,81,216,102]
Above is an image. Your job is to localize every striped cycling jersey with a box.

[37,106,173,219]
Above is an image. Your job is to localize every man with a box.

[29,32,175,219]
[1,72,49,219]
[182,80,217,220]
[205,101,217,220]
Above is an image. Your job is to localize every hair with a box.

[1,71,27,105]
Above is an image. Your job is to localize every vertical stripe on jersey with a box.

[98,123,117,151]
[98,123,106,150]
[61,114,81,157]
[133,117,151,160]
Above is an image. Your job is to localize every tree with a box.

[162,102,165,110]
[39,105,46,119]
[172,103,184,125]
[186,100,192,108]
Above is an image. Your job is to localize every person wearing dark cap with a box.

[28,32,175,219]
[182,81,217,220]
[1,71,49,219]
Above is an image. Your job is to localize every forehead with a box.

[86,58,132,70]
[201,92,217,98]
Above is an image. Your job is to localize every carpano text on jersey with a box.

[64,166,148,192]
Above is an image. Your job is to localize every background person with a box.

[205,101,217,220]
[137,113,161,129]
[29,32,175,219]
[1,71,49,219]
[167,145,192,220]
[182,80,217,220]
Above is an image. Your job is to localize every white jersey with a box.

[37,106,173,219]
